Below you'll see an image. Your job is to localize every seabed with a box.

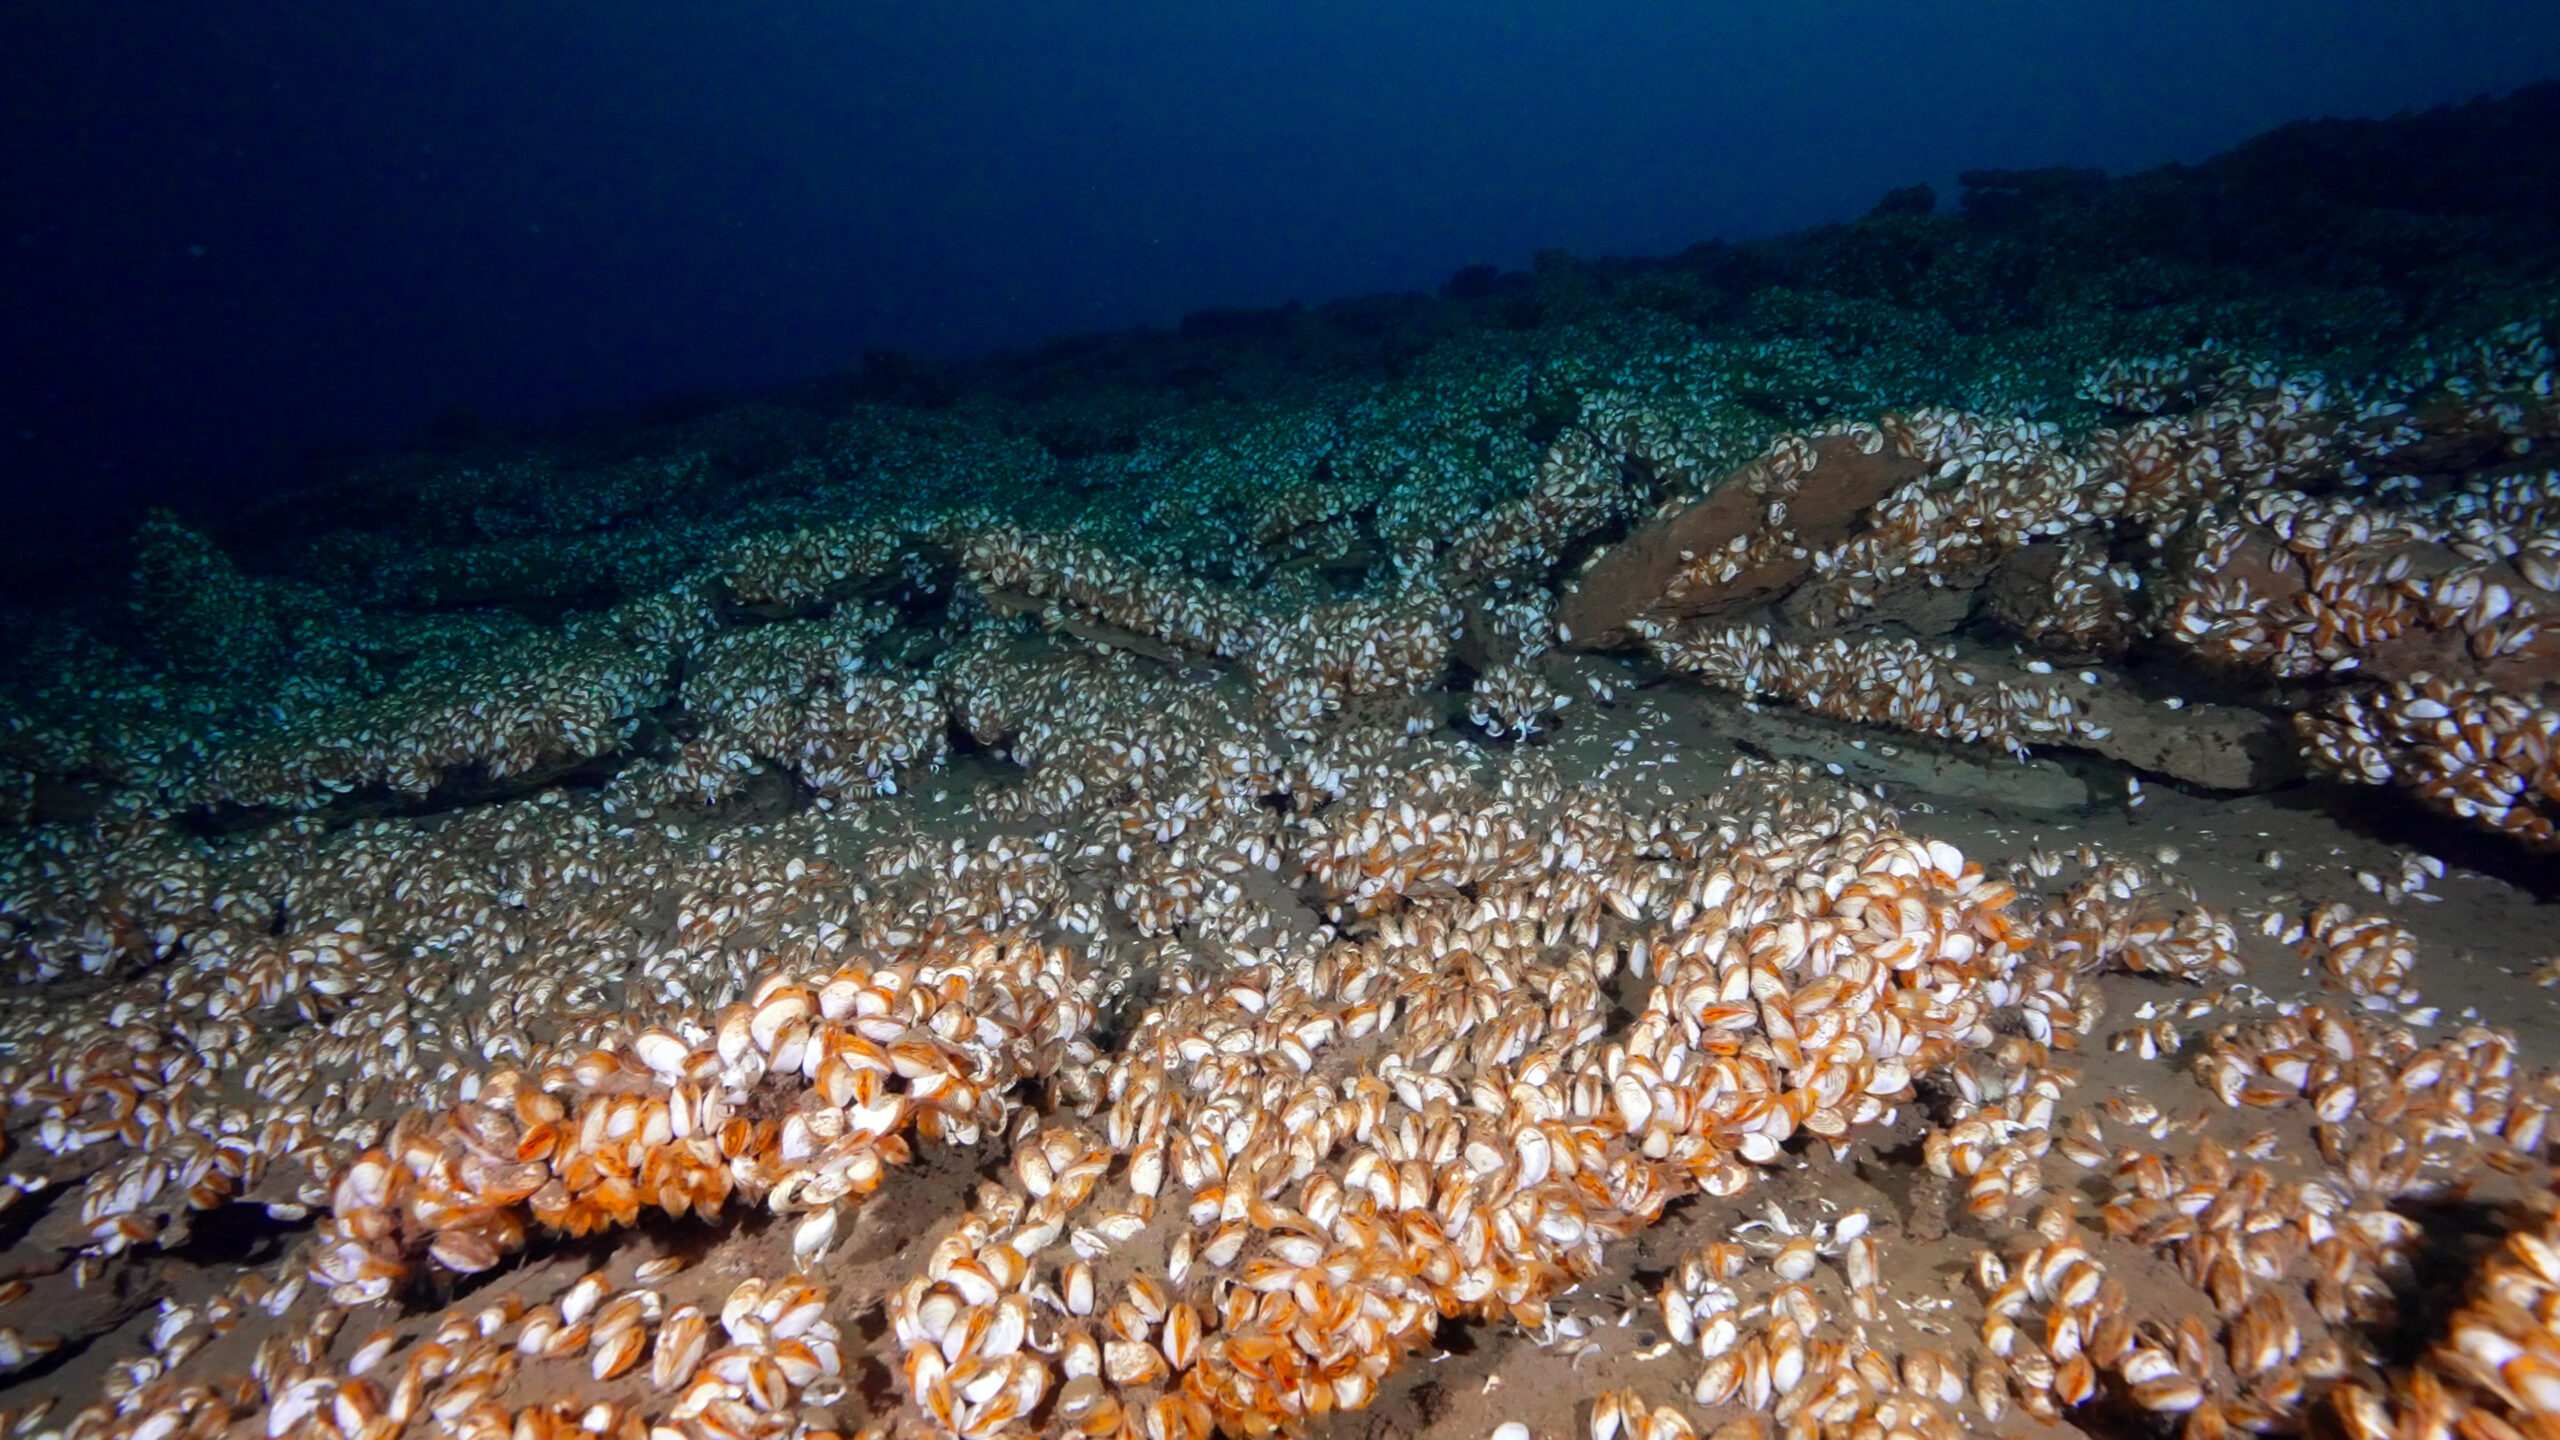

[2,102,2559,1440]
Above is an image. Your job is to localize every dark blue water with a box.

[3,0,2554,562]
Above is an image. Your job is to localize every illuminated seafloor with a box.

[3,89,2560,1440]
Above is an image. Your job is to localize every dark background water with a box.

[3,0,2554,556]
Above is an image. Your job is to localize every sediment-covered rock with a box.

[1544,332,2558,817]
[1643,621,2295,790]
[2160,500,2560,690]
[1556,433,1927,649]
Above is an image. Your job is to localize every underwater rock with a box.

[1712,694,2093,811]
[1985,541,2137,659]
[1556,435,1926,650]
[2163,524,2560,692]
[129,509,287,681]
[1645,619,2295,791]
[983,587,1197,667]
[2075,689,2301,792]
